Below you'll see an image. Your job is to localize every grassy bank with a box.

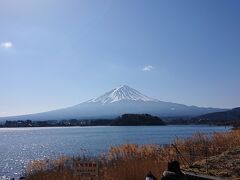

[186,146,240,178]
[26,129,240,180]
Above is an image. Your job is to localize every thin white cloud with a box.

[142,65,154,71]
[1,41,13,49]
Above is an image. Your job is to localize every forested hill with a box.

[111,114,166,126]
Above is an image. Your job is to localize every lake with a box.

[0,125,230,178]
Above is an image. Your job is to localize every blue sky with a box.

[0,0,240,116]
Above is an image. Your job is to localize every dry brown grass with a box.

[173,130,240,166]
[102,144,167,180]
[26,129,240,180]
[185,147,240,178]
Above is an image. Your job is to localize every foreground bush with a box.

[26,129,240,180]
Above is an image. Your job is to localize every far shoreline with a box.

[0,113,236,128]
[0,124,232,129]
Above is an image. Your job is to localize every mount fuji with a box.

[0,85,226,121]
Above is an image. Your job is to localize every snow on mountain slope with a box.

[0,85,227,121]
[87,85,158,104]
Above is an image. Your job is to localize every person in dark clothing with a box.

[146,171,157,180]
[161,160,185,180]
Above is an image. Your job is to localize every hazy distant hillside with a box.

[195,107,240,121]
[0,85,226,122]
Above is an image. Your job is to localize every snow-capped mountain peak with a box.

[0,85,227,121]
[87,85,158,104]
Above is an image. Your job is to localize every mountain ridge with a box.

[195,107,240,121]
[0,85,227,121]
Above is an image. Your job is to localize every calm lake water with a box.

[0,125,230,178]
